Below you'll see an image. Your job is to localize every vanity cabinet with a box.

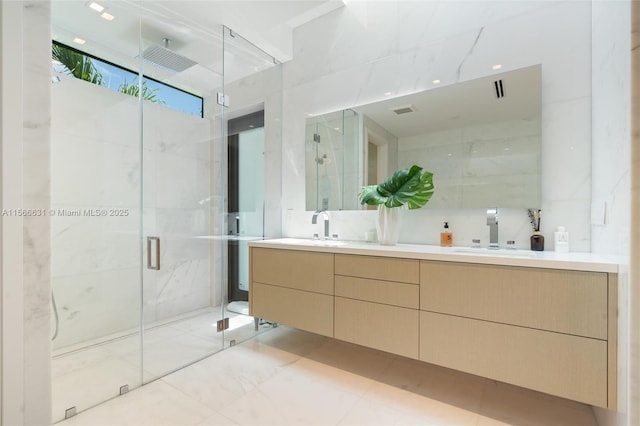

[250,248,334,337]
[334,255,419,359]
[419,261,617,409]
[249,241,617,409]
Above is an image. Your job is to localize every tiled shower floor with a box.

[52,306,264,424]
[57,325,599,426]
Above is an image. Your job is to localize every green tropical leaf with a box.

[118,79,165,104]
[358,165,434,210]
[52,44,104,86]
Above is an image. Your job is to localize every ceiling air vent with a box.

[391,105,416,115]
[494,79,505,98]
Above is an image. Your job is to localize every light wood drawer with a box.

[251,283,334,337]
[335,275,419,308]
[251,248,334,294]
[420,261,608,339]
[335,297,418,359]
[419,311,607,407]
[335,254,419,284]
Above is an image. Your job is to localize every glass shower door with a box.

[139,18,226,382]
[50,5,144,421]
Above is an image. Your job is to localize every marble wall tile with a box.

[591,1,632,425]
[51,268,141,349]
[20,1,53,424]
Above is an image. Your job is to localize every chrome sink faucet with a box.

[312,210,330,240]
[487,208,499,249]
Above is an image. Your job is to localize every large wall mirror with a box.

[305,64,542,211]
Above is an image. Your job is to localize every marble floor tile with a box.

[52,355,142,424]
[52,345,117,379]
[161,340,301,411]
[53,309,255,423]
[217,363,362,425]
[477,380,598,426]
[58,326,599,426]
[60,380,216,426]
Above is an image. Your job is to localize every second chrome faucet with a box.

[312,210,330,240]
[487,208,499,249]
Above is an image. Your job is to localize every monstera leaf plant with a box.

[359,165,435,245]
[359,165,435,209]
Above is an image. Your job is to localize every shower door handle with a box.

[147,236,160,270]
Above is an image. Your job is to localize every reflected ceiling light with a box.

[384,91,392,96]
[492,64,503,70]
[73,37,86,45]
[100,12,114,21]
[88,1,104,12]
[432,79,441,84]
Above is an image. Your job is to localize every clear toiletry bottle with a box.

[554,226,569,253]
[440,222,453,247]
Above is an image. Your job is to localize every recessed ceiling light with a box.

[100,12,114,21]
[73,37,86,45]
[492,64,503,70]
[384,91,392,96]
[88,2,104,12]
[432,79,441,84]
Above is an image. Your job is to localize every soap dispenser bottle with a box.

[554,226,569,253]
[440,222,453,247]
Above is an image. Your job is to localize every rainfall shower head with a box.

[140,38,196,73]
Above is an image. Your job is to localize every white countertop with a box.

[249,238,619,273]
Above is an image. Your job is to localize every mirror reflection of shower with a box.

[305,109,360,211]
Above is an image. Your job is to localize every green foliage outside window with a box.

[52,43,163,105]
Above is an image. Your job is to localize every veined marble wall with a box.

[282,1,593,251]
[51,75,213,349]
[591,2,631,425]
[1,1,52,424]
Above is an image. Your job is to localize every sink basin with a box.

[453,247,536,258]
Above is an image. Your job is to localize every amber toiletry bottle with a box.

[440,222,453,247]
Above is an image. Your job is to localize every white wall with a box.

[282,1,593,252]
[591,2,631,425]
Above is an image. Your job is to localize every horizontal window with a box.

[52,41,203,117]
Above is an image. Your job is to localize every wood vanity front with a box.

[249,240,618,409]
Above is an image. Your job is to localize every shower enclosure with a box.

[50,4,280,422]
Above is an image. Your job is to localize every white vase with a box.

[376,205,400,245]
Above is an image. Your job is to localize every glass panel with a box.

[50,5,143,422]
[221,27,282,345]
[140,18,225,382]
